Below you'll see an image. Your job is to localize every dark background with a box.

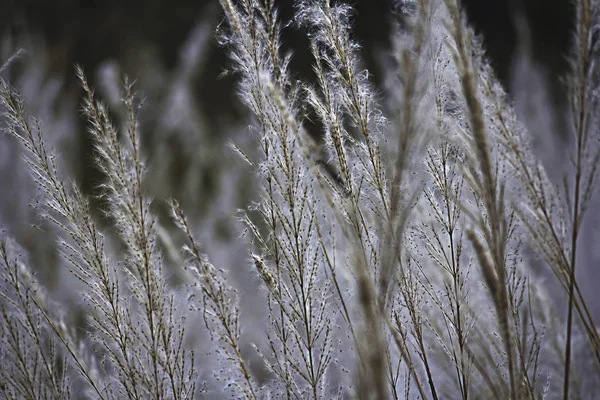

[1,0,574,125]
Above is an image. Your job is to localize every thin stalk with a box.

[563,0,593,397]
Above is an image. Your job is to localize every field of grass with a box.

[1,0,599,398]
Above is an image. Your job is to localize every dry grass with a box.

[0,0,599,398]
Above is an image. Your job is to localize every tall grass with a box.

[0,0,598,398]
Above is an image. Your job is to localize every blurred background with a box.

[0,0,575,127]
[2,0,597,320]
